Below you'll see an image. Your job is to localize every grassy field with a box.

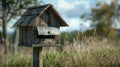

[1,37,120,67]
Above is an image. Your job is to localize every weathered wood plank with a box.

[29,28,32,46]
[37,27,60,35]
[19,28,21,45]
[33,47,43,67]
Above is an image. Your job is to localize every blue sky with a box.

[4,0,119,33]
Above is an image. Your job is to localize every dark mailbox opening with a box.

[37,35,56,39]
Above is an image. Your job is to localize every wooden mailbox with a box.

[13,4,68,47]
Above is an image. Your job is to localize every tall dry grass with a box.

[1,36,120,67]
[43,46,120,67]
[43,36,120,67]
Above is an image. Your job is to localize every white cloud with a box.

[60,18,80,31]
[56,0,93,18]
[57,0,73,10]
[60,18,91,32]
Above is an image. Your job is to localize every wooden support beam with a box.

[33,47,43,67]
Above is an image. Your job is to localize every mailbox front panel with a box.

[37,27,60,35]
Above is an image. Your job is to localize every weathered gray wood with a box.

[40,10,60,28]
[27,28,30,45]
[27,27,32,46]
[31,27,40,44]
[33,47,43,67]
[19,28,22,45]
[29,28,32,46]
[37,27,60,35]
[25,28,27,44]
[47,10,61,27]
[19,27,33,46]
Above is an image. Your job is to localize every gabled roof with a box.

[13,4,68,27]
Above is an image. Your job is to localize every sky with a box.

[43,0,116,32]
[3,0,119,33]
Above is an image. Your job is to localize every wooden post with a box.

[33,47,43,67]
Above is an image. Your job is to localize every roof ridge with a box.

[28,4,52,9]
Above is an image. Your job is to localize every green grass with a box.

[3,45,120,67]
[4,54,32,67]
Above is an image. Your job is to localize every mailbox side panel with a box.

[19,27,32,47]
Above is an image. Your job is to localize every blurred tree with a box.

[60,32,70,44]
[0,0,43,54]
[81,0,118,37]
[60,31,83,45]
